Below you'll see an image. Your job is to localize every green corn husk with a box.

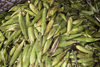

[19,11,28,40]
[5,30,21,47]
[41,7,47,35]
[52,50,67,66]
[28,27,35,43]
[76,45,93,54]
[29,3,39,14]
[30,41,37,66]
[45,17,54,35]
[58,40,80,47]
[9,40,24,66]
[60,33,82,41]
[43,38,52,54]
[2,16,18,26]
[51,48,63,56]
[30,9,43,26]
[47,4,60,18]
[67,17,73,33]
[22,45,30,62]
[47,26,58,39]
[24,9,36,16]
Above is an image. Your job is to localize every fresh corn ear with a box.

[41,7,47,35]
[10,40,24,66]
[43,38,52,54]
[19,11,28,40]
[0,0,100,67]
[67,17,73,33]
[45,17,54,35]
[29,3,39,14]
[47,5,60,18]
[76,45,93,54]
[30,9,43,26]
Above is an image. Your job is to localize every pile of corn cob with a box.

[0,0,100,67]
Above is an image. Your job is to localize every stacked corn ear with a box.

[0,0,100,67]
